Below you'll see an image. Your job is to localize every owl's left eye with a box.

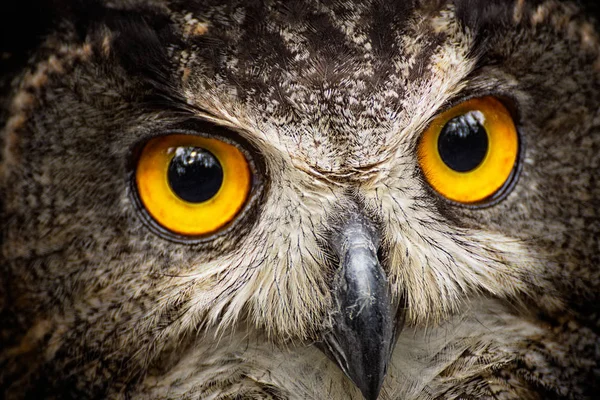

[135,134,251,236]
[417,96,519,204]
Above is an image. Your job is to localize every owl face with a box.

[1,0,599,399]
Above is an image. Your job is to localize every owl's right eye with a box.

[417,96,519,205]
[135,134,251,236]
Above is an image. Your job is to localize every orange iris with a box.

[136,134,251,236]
[417,97,519,204]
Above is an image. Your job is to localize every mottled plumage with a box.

[1,0,599,399]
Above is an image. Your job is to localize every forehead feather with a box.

[172,0,484,172]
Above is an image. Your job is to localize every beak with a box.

[319,213,404,400]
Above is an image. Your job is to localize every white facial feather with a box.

[137,299,543,399]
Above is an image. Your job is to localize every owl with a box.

[1,0,599,399]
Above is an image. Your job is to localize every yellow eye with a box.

[417,97,519,204]
[135,134,251,236]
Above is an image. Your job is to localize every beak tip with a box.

[319,330,390,400]
[353,372,385,400]
[363,389,382,400]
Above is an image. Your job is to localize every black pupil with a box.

[437,111,489,172]
[167,147,223,203]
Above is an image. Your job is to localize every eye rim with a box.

[417,96,522,208]
[128,125,264,244]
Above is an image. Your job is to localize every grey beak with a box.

[319,214,403,400]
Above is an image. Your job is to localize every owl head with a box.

[1,0,599,399]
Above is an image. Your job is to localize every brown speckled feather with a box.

[1,0,599,399]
